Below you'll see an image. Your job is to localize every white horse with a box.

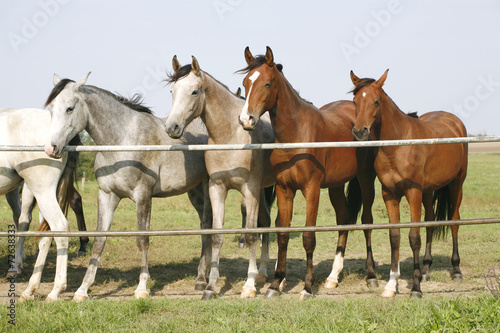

[1,108,77,301]
[165,56,276,299]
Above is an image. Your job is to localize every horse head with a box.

[165,56,205,139]
[44,72,92,158]
[350,69,389,141]
[238,46,279,131]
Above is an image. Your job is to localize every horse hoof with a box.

[195,282,208,291]
[452,274,463,282]
[265,288,280,298]
[19,293,34,302]
[73,294,89,302]
[45,296,58,303]
[410,291,423,298]
[381,289,396,298]
[324,279,338,289]
[255,274,267,284]
[201,290,218,300]
[279,278,287,292]
[367,278,379,288]
[241,288,256,298]
[299,290,313,300]
[134,291,149,299]
[421,274,430,282]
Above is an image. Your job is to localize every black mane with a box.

[44,77,153,114]
[45,79,75,107]
[349,78,376,96]
[236,55,283,74]
[166,64,192,84]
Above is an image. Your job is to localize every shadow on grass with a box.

[0,243,464,299]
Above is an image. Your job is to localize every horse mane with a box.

[165,64,242,99]
[349,78,376,96]
[113,93,153,114]
[350,77,420,118]
[236,55,283,74]
[44,77,153,115]
[45,79,75,107]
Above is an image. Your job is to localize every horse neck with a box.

[83,89,141,145]
[375,93,409,141]
[272,71,315,142]
[202,73,243,143]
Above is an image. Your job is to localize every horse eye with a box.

[264,83,271,88]
[66,106,75,113]
[374,100,380,106]
[192,90,199,96]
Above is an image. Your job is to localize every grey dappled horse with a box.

[44,73,212,301]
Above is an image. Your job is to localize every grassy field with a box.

[1,153,499,332]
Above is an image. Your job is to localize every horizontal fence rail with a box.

[1,218,499,238]
[0,136,499,152]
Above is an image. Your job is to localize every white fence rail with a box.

[0,136,499,152]
[0,136,499,238]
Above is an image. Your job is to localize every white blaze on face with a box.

[362,91,367,98]
[240,71,261,126]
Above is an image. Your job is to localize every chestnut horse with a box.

[350,70,468,298]
[239,47,377,299]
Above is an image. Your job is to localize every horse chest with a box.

[271,149,325,190]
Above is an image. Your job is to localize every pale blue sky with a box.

[1,0,499,135]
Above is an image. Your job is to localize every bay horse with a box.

[164,56,276,299]
[44,73,212,301]
[238,47,377,299]
[350,69,468,298]
[0,107,78,301]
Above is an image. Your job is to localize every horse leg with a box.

[421,192,435,282]
[256,187,272,283]
[381,187,402,298]
[357,168,378,287]
[187,181,213,291]
[27,192,69,302]
[20,236,52,301]
[74,190,120,301]
[448,176,465,281]
[325,186,349,289]
[70,189,89,256]
[299,185,320,299]
[202,180,227,300]
[240,185,261,298]
[266,186,295,298]
[406,188,423,298]
[239,201,247,248]
[134,195,152,299]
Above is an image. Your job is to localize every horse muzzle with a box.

[352,126,370,141]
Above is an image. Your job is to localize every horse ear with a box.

[375,69,389,88]
[350,70,361,86]
[172,55,181,73]
[244,46,254,65]
[75,72,91,91]
[235,87,241,97]
[265,46,274,66]
[191,56,200,75]
[53,73,62,86]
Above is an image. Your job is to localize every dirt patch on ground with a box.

[469,142,500,153]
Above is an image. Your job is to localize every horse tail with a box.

[432,185,451,240]
[37,135,81,233]
[264,185,277,207]
[346,177,362,225]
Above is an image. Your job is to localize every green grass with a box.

[1,153,500,332]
